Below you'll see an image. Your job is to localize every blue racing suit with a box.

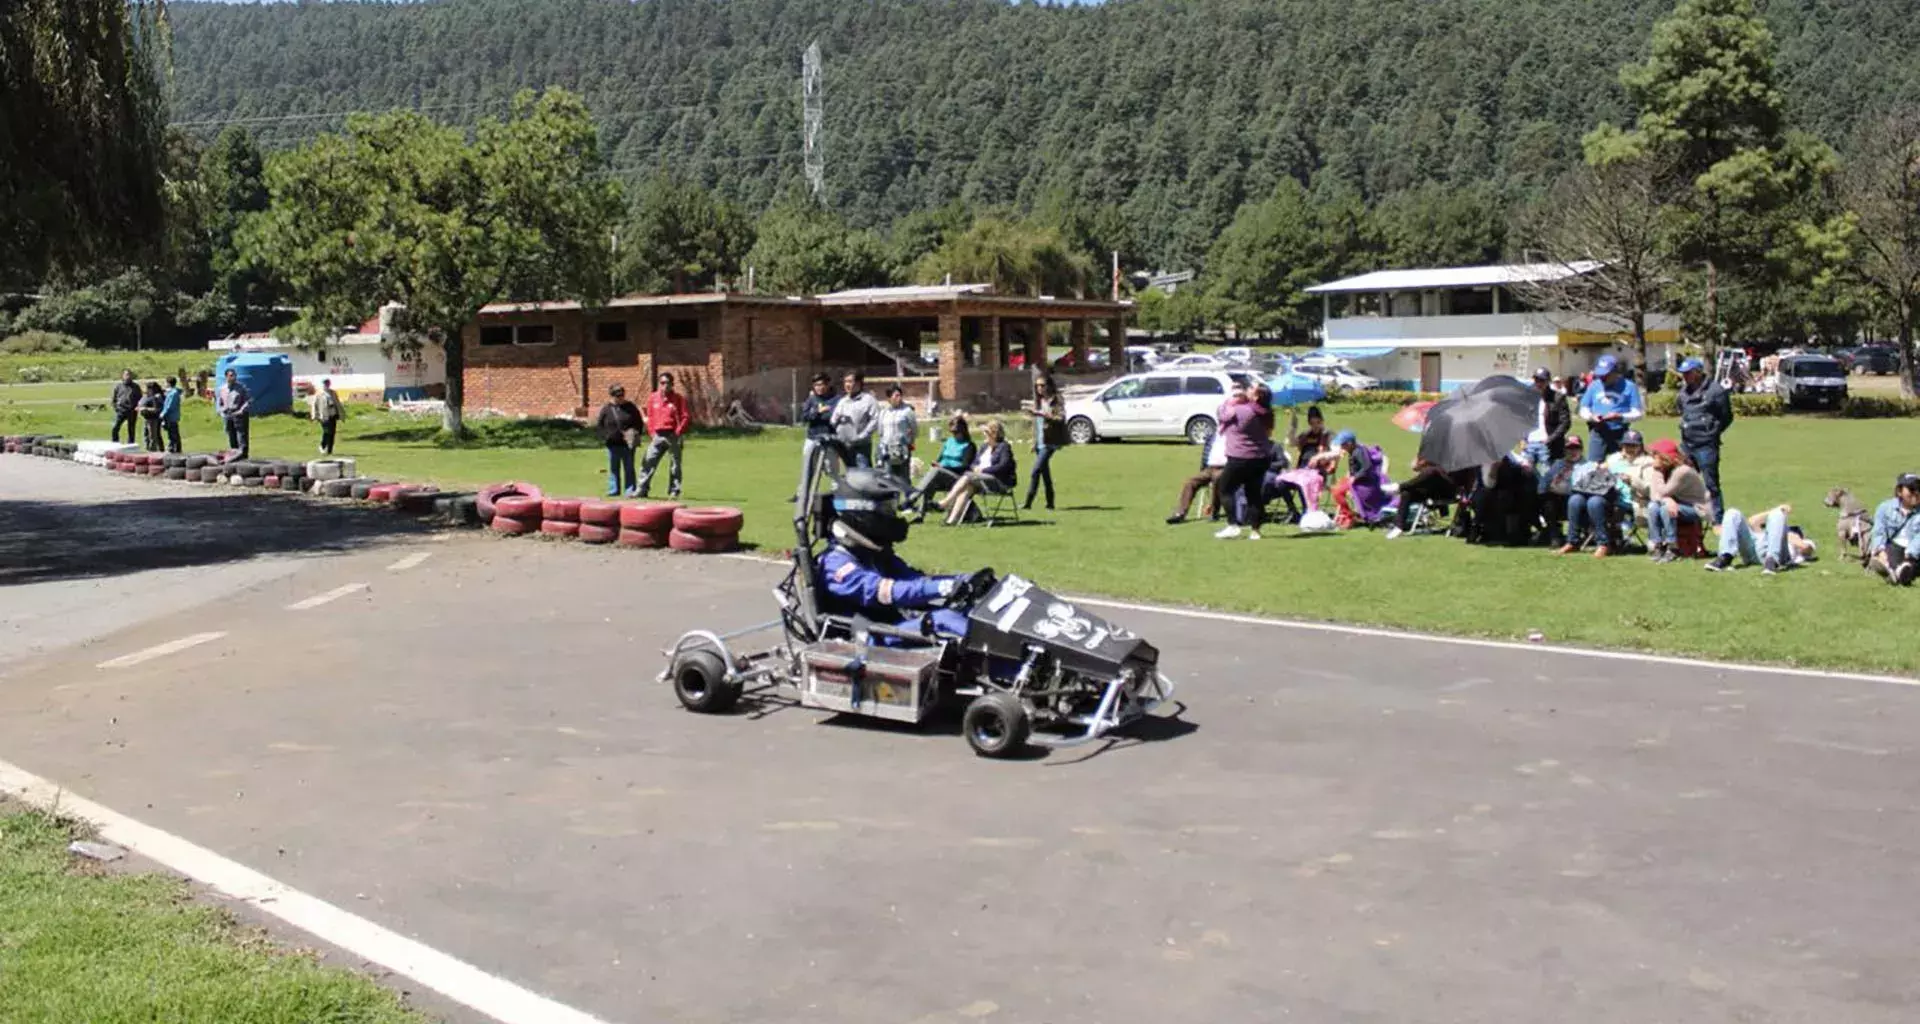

[818,544,971,639]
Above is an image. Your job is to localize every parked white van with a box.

[1064,370,1253,445]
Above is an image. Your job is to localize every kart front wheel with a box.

[962,692,1031,759]
[671,649,742,714]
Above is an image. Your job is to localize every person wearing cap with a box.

[1675,356,1734,521]
[1331,429,1391,528]
[1604,429,1656,518]
[1867,474,1920,585]
[1523,366,1572,485]
[1560,441,1621,556]
[595,383,645,496]
[1706,504,1816,575]
[1576,354,1644,458]
[1644,437,1711,562]
[1535,434,1584,546]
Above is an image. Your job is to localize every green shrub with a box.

[0,331,85,354]
[1318,388,1443,409]
[15,364,51,383]
[1840,395,1920,418]
[1645,391,1785,418]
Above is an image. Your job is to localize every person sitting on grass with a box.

[939,419,1017,526]
[1867,473,1920,585]
[1167,430,1228,525]
[1705,505,1817,575]
[1558,453,1620,557]
[1384,457,1463,539]
[1644,438,1711,563]
[908,415,975,519]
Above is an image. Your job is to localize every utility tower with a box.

[802,40,824,200]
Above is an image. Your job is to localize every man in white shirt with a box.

[1167,431,1229,524]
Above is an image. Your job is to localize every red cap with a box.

[1648,438,1682,460]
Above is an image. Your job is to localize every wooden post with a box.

[980,315,1002,370]
[1106,316,1127,369]
[1069,319,1091,366]
[938,311,963,403]
[1025,318,1047,373]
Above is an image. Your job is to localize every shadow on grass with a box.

[0,493,435,585]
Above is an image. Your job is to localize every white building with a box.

[208,304,446,403]
[1304,263,1682,392]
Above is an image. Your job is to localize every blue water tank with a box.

[214,353,294,416]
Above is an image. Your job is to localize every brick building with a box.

[462,285,1130,422]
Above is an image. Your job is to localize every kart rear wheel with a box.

[962,691,1031,759]
[671,649,741,714]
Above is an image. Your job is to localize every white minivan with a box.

[1064,370,1252,445]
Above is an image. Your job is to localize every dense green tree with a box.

[911,217,1093,298]
[1202,182,1367,338]
[615,174,754,294]
[2,0,172,284]
[1368,183,1509,269]
[12,270,162,349]
[742,200,888,296]
[885,201,973,282]
[240,88,621,434]
[1811,110,1920,394]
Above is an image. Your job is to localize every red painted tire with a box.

[263,475,281,489]
[541,498,583,523]
[577,501,622,527]
[146,464,166,476]
[477,481,544,520]
[539,519,581,538]
[578,523,618,545]
[618,502,680,532]
[367,484,400,503]
[667,527,738,553]
[616,528,668,549]
[490,514,539,536]
[673,506,744,537]
[493,495,543,519]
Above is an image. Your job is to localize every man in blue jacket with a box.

[1675,357,1734,522]
[1867,474,1920,585]
[1577,354,1644,458]
[818,469,973,639]
[159,376,183,453]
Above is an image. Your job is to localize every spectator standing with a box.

[636,372,690,498]
[1644,438,1710,562]
[875,385,919,487]
[1523,367,1572,482]
[1213,381,1276,540]
[137,382,163,452]
[594,383,644,496]
[1577,354,1644,457]
[908,415,975,519]
[110,369,141,444]
[216,368,251,457]
[795,372,838,495]
[310,378,345,456]
[1025,375,1069,511]
[1675,356,1734,522]
[159,376,183,453]
[830,371,880,468]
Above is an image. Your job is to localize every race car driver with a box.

[818,469,979,638]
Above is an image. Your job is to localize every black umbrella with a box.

[1416,376,1539,472]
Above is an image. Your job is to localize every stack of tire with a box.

[575,501,622,545]
[669,506,743,553]
[480,482,545,536]
[616,501,679,549]
[309,458,358,498]
[156,453,213,481]
[537,498,583,539]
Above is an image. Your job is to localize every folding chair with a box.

[969,483,1021,527]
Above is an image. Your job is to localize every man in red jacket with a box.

[637,371,691,498]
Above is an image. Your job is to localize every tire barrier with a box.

[541,498,583,523]
[665,506,741,553]
[492,495,542,520]
[263,475,282,490]
[616,527,669,548]
[577,523,619,545]
[490,514,539,536]
[667,527,739,553]
[577,501,622,528]
[539,519,582,538]
[349,480,381,501]
[477,481,544,522]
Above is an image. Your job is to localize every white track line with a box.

[714,550,1918,687]
[386,552,432,572]
[287,583,369,611]
[0,759,613,1024]
[96,632,228,670]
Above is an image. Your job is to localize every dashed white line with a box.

[286,583,369,611]
[387,552,432,572]
[96,632,228,670]
[0,758,614,1024]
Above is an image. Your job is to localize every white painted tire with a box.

[307,459,344,481]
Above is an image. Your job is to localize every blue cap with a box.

[1333,429,1357,446]
[1678,357,1705,374]
[1593,354,1619,377]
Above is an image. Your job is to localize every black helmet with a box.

[829,469,909,550]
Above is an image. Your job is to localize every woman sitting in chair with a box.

[907,415,976,519]
[1330,430,1392,528]
[940,419,1018,525]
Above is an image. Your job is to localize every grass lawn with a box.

[6,394,1919,675]
[0,808,423,1024]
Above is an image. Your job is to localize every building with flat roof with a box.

[465,285,1130,421]
[1305,263,1681,391]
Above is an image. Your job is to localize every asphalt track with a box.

[2,457,1917,1023]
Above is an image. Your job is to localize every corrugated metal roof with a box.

[1305,261,1606,294]
[815,284,995,303]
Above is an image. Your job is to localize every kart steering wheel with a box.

[945,567,998,609]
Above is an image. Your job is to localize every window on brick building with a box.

[595,320,628,343]
[480,326,514,346]
[666,318,700,341]
[516,324,555,345]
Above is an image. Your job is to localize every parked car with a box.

[1291,363,1380,392]
[1215,346,1255,365]
[1293,353,1351,370]
[1156,353,1230,370]
[1777,354,1849,409]
[1849,345,1901,376]
[1064,370,1254,445]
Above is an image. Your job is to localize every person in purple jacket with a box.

[1213,381,1276,540]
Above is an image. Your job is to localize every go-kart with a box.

[656,445,1177,758]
